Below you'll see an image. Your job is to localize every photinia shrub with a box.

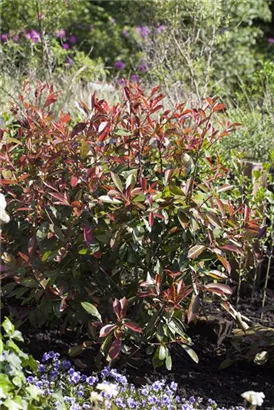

[0,82,261,368]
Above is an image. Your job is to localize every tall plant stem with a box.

[261,248,273,320]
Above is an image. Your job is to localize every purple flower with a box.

[62,43,70,50]
[42,352,50,362]
[136,26,151,38]
[38,13,45,21]
[137,62,148,73]
[70,371,81,384]
[189,396,195,404]
[1,33,8,42]
[26,376,35,383]
[61,359,71,369]
[25,30,41,43]
[65,57,74,66]
[38,364,46,372]
[114,60,126,70]
[131,74,140,83]
[156,24,167,33]
[268,38,274,43]
[122,29,129,38]
[170,381,178,391]
[127,397,136,408]
[56,29,66,39]
[13,34,19,42]
[86,375,98,386]
[117,78,126,86]
[69,35,77,44]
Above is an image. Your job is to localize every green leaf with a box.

[0,374,14,397]
[81,302,101,320]
[98,196,122,204]
[3,396,23,410]
[113,129,133,136]
[181,345,199,363]
[165,353,172,370]
[110,172,123,193]
[80,140,89,160]
[125,171,137,189]
[187,245,206,259]
[2,317,15,336]
[25,385,42,400]
[159,345,166,360]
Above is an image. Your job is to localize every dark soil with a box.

[14,287,274,410]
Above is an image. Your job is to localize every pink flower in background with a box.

[25,30,41,43]
[122,29,129,38]
[131,74,140,83]
[114,60,126,70]
[69,35,77,44]
[65,57,74,66]
[136,26,151,38]
[56,29,66,39]
[62,42,70,50]
[38,13,45,21]
[1,33,8,42]
[117,78,126,86]
[156,24,167,33]
[13,34,19,42]
[109,17,116,24]
[268,38,274,44]
[137,62,148,73]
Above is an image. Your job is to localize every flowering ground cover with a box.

[24,350,247,410]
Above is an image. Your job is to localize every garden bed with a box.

[16,289,274,410]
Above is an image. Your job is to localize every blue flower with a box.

[38,364,46,372]
[101,367,110,377]
[127,397,136,408]
[26,376,35,383]
[171,381,178,391]
[86,376,98,386]
[61,360,71,370]
[70,372,81,384]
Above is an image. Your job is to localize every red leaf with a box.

[213,103,225,112]
[109,338,122,361]
[148,212,154,227]
[70,175,78,188]
[71,122,87,138]
[28,236,37,258]
[113,298,122,320]
[220,244,243,255]
[0,179,17,185]
[187,294,200,323]
[100,324,117,338]
[48,192,70,206]
[217,254,231,274]
[44,92,58,108]
[84,224,93,245]
[124,322,142,333]
[205,283,233,295]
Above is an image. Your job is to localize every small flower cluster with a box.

[25,351,249,410]
[55,28,77,50]
[0,27,77,49]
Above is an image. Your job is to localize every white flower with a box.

[241,391,265,406]
[90,391,103,402]
[96,382,119,397]
[0,193,10,224]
